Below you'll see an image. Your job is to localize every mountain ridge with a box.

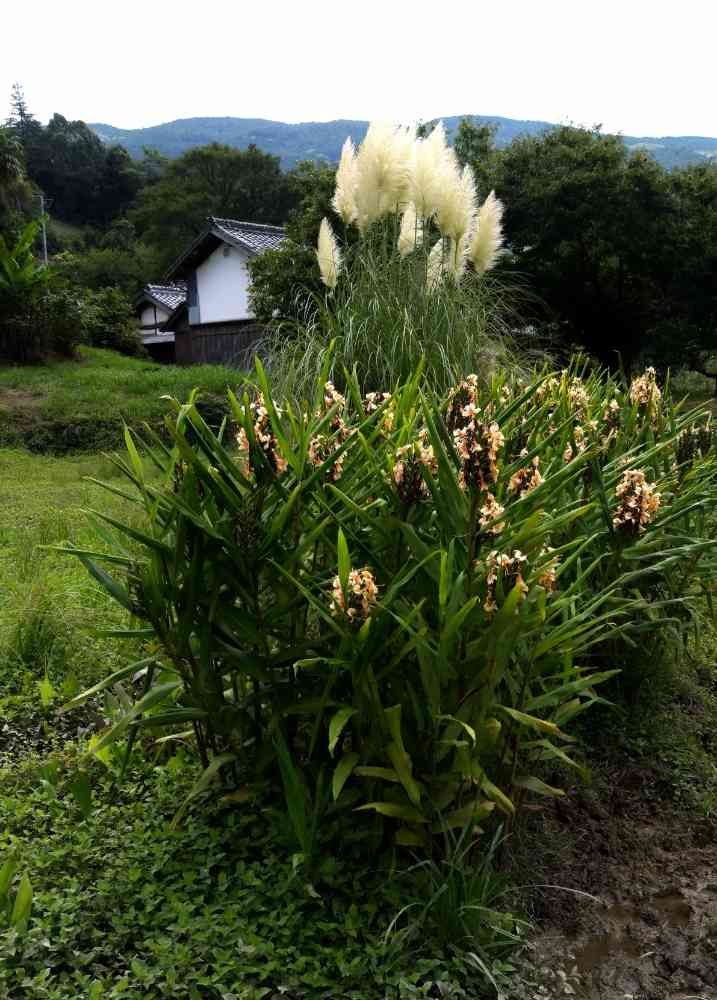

[88,115,717,171]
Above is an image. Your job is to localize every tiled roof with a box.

[145,283,187,311]
[211,218,286,255]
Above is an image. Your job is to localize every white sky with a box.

[3,0,716,138]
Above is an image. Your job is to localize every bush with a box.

[83,287,144,356]
[0,223,85,361]
[64,360,717,864]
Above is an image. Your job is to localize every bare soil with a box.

[516,766,717,999]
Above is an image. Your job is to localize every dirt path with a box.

[514,766,717,999]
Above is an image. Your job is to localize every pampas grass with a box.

[470,191,505,274]
[283,122,516,401]
[317,218,342,289]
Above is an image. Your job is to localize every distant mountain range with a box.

[89,115,717,171]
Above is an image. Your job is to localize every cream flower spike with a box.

[317,217,342,290]
[398,203,423,257]
[469,191,505,274]
[332,138,358,225]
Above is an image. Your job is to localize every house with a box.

[162,218,285,366]
[135,282,187,362]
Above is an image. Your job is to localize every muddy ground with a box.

[514,764,717,999]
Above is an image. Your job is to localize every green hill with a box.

[89,114,717,170]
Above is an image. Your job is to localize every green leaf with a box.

[0,857,17,905]
[10,874,32,933]
[354,766,400,782]
[498,706,562,736]
[328,706,356,755]
[355,802,428,823]
[92,680,181,754]
[386,742,421,806]
[172,752,237,829]
[61,658,157,713]
[480,776,515,815]
[37,673,55,708]
[69,771,93,819]
[513,775,566,797]
[434,799,495,831]
[332,752,359,800]
[337,527,350,596]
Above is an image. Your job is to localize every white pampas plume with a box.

[398,203,423,256]
[434,160,477,243]
[332,138,358,225]
[469,191,505,274]
[317,217,342,289]
[445,232,470,283]
[410,122,452,220]
[354,121,415,231]
[426,237,446,291]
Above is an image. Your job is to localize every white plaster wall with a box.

[139,304,170,329]
[195,244,253,323]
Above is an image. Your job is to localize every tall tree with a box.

[132,142,295,269]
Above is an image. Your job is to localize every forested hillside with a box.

[89,113,717,170]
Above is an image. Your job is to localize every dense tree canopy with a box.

[131,143,295,271]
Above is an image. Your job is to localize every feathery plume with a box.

[353,122,415,230]
[409,122,452,220]
[434,155,477,243]
[316,217,342,290]
[426,237,446,291]
[469,191,504,274]
[332,138,358,225]
[398,202,423,257]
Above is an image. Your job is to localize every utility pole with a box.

[39,192,48,266]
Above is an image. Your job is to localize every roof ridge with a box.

[211,217,286,233]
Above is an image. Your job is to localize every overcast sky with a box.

[3,0,715,138]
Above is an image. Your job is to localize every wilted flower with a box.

[446,375,480,432]
[330,567,379,624]
[469,191,504,275]
[603,398,621,432]
[308,434,345,481]
[238,393,288,476]
[537,547,560,593]
[364,391,392,413]
[484,550,529,614]
[676,420,713,466]
[613,469,661,537]
[535,375,559,404]
[317,217,342,290]
[391,433,437,504]
[478,492,505,537]
[454,418,504,492]
[629,367,662,426]
[509,455,543,497]
[332,137,359,225]
[567,377,590,419]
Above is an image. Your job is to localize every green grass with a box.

[0,347,243,452]
[0,449,143,716]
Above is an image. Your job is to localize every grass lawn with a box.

[0,347,243,452]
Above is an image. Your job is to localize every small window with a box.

[223,246,232,258]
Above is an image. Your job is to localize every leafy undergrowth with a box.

[1,750,508,1000]
[0,347,240,452]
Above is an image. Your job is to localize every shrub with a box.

[0,223,84,361]
[83,287,144,356]
[63,359,717,860]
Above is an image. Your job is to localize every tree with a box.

[248,160,342,325]
[132,143,295,270]
[453,118,500,197]
[0,126,32,225]
[495,126,678,369]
